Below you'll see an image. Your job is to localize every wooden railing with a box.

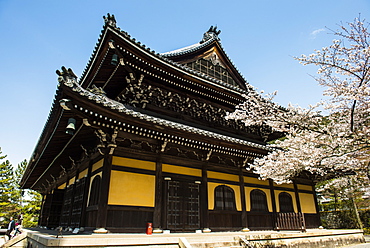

[275,212,306,231]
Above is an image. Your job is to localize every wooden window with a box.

[214,185,236,211]
[250,189,269,212]
[279,192,294,212]
[88,175,101,206]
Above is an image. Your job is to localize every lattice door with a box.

[60,186,73,227]
[166,180,200,231]
[71,177,86,227]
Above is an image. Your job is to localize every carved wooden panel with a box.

[116,81,272,138]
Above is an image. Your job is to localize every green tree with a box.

[0,149,42,228]
[14,159,27,206]
[0,148,20,227]
[21,189,42,227]
[15,159,42,227]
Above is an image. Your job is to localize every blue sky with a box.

[1,0,369,167]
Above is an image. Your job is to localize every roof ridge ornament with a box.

[200,25,221,43]
[56,66,77,87]
[103,13,117,28]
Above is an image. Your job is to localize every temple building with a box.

[20,14,320,233]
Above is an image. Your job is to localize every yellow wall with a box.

[58,183,66,189]
[113,156,155,171]
[92,159,104,172]
[209,171,239,182]
[244,176,269,186]
[299,193,317,213]
[207,182,216,210]
[108,170,155,207]
[298,184,313,191]
[78,169,88,179]
[207,182,242,211]
[274,183,295,189]
[245,187,273,212]
[275,190,297,213]
[69,177,75,185]
[163,164,201,177]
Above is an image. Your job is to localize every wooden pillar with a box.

[293,180,302,213]
[312,184,322,226]
[80,160,94,228]
[239,167,248,229]
[95,152,112,231]
[153,155,163,231]
[201,162,209,230]
[68,178,77,227]
[269,179,277,213]
[269,179,277,229]
[38,194,47,226]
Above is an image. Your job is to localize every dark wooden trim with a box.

[107,205,154,211]
[207,165,240,175]
[239,167,248,228]
[201,162,209,229]
[268,179,277,214]
[162,172,201,181]
[86,205,98,211]
[113,147,158,164]
[273,186,297,192]
[207,178,241,186]
[161,155,204,169]
[162,179,169,230]
[96,152,112,228]
[312,184,321,226]
[153,155,163,229]
[111,165,156,175]
[304,213,320,228]
[80,159,94,227]
[91,167,103,176]
[70,170,81,225]
[293,180,302,213]
[68,177,77,226]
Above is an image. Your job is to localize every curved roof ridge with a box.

[160,37,217,57]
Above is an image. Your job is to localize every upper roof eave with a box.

[20,88,65,188]
[78,17,253,97]
[61,70,272,152]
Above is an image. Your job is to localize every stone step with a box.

[213,246,244,248]
[190,240,241,248]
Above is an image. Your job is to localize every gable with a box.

[161,27,249,91]
[183,48,239,88]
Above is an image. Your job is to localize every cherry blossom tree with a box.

[226,17,370,185]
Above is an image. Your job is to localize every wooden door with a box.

[71,177,87,227]
[166,180,200,231]
[39,189,64,228]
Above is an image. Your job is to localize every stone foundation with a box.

[1,228,365,248]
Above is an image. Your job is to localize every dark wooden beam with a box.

[96,151,112,229]
[239,167,248,228]
[201,162,209,229]
[293,180,302,213]
[153,154,163,230]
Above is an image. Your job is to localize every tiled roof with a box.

[66,76,272,152]
[161,37,217,57]
[78,16,254,95]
